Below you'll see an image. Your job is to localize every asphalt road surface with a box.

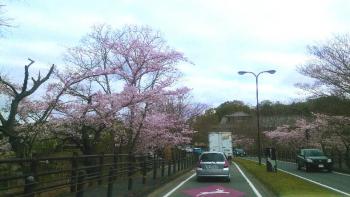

[150,163,272,197]
[245,157,350,196]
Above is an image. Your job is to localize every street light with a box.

[238,69,276,165]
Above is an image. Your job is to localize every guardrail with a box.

[0,151,197,197]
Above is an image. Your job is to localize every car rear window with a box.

[200,153,225,162]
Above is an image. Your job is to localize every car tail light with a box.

[224,160,229,168]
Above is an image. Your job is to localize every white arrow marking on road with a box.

[196,188,230,196]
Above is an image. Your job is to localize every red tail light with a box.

[224,160,229,168]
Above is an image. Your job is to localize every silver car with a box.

[196,151,231,182]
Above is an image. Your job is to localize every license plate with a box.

[318,164,324,168]
[206,165,217,169]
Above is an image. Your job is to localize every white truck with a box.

[208,132,233,158]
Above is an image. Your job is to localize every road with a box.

[245,157,350,196]
[149,163,273,197]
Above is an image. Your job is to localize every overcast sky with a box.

[1,0,350,107]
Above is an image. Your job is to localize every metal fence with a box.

[0,150,197,197]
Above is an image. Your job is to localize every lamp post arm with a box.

[246,71,257,77]
[257,71,268,77]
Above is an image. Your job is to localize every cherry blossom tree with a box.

[233,135,255,153]
[0,25,197,159]
[51,74,142,155]
[59,24,195,155]
[263,123,310,151]
[0,3,11,36]
[264,113,350,168]
[313,114,350,167]
[296,34,350,97]
[135,91,206,153]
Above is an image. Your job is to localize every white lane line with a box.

[278,161,350,177]
[277,160,295,165]
[163,173,196,197]
[247,158,350,177]
[233,162,262,197]
[277,168,350,196]
[274,160,350,177]
[334,171,350,177]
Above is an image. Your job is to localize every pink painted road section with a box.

[182,185,245,197]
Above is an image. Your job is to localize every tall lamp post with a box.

[238,69,276,165]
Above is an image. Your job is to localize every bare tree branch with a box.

[21,58,35,93]
[1,60,55,136]
[21,63,54,98]
[0,75,19,95]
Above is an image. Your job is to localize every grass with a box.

[234,158,342,197]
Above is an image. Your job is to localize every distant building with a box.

[219,112,251,125]
[218,111,251,130]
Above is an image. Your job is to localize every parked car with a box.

[185,146,193,153]
[233,148,246,157]
[193,147,203,155]
[296,148,333,172]
[196,151,231,182]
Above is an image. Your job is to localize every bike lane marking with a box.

[233,162,262,197]
[162,163,261,197]
[182,185,244,197]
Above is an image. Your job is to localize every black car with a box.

[296,149,332,172]
[233,148,246,157]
